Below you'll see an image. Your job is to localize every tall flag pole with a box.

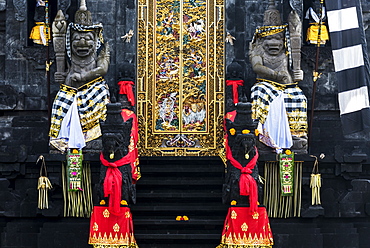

[45,0,51,127]
[326,0,370,134]
[308,0,324,149]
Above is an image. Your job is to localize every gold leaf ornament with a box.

[121,29,134,43]
[225,32,236,45]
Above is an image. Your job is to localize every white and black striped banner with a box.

[326,0,370,134]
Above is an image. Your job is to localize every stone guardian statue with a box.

[249,1,308,154]
[49,1,110,152]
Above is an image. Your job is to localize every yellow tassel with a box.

[37,156,52,209]
[310,155,322,205]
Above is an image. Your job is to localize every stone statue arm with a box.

[80,42,110,82]
[251,55,291,84]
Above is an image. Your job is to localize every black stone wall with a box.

[1,0,370,247]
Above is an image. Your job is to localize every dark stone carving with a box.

[99,102,136,205]
[339,179,370,217]
[0,85,17,110]
[225,60,245,113]
[0,0,6,11]
[288,0,303,18]
[12,0,26,21]
[19,46,53,69]
[58,0,71,19]
[222,99,260,205]
[301,46,334,73]
[116,61,136,109]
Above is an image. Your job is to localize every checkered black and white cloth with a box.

[251,81,307,135]
[49,79,110,140]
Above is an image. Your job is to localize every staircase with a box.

[131,157,228,248]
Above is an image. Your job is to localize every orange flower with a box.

[242,129,250,134]
[229,128,236,135]
[254,129,260,136]
[231,200,237,205]
[99,200,106,205]
[285,149,292,155]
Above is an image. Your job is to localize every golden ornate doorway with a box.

[137,0,225,156]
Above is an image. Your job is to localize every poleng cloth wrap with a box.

[100,153,131,213]
[49,77,110,142]
[226,80,244,104]
[251,80,307,137]
[217,206,273,248]
[88,206,138,247]
[118,81,135,106]
[226,138,259,213]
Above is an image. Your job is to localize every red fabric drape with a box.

[117,81,135,106]
[224,110,237,124]
[217,206,273,247]
[88,206,138,247]
[224,111,259,213]
[226,144,259,213]
[100,153,131,213]
[121,109,140,182]
[226,79,244,104]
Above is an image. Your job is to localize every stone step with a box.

[137,191,222,199]
[136,178,223,186]
[135,233,221,239]
[134,218,224,226]
[132,203,227,213]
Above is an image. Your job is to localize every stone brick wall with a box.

[0,0,370,247]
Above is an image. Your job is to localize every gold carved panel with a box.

[137,0,224,156]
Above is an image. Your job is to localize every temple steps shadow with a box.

[131,157,228,248]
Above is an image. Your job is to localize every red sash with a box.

[225,138,259,213]
[100,153,131,213]
[118,81,135,106]
[226,79,244,104]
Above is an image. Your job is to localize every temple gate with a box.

[137,0,225,156]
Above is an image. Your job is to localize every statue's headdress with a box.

[252,0,288,42]
[251,0,292,68]
[65,0,105,62]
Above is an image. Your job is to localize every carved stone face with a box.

[231,133,256,160]
[102,133,128,159]
[71,31,96,57]
[262,33,284,56]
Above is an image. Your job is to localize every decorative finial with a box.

[80,0,87,11]
[263,0,281,26]
[268,0,275,10]
[75,0,92,25]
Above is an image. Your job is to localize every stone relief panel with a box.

[0,0,6,11]
[13,0,26,21]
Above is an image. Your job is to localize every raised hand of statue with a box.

[66,72,82,85]
[276,71,291,84]
[292,69,303,82]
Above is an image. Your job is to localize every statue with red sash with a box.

[217,98,273,248]
[88,103,139,248]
